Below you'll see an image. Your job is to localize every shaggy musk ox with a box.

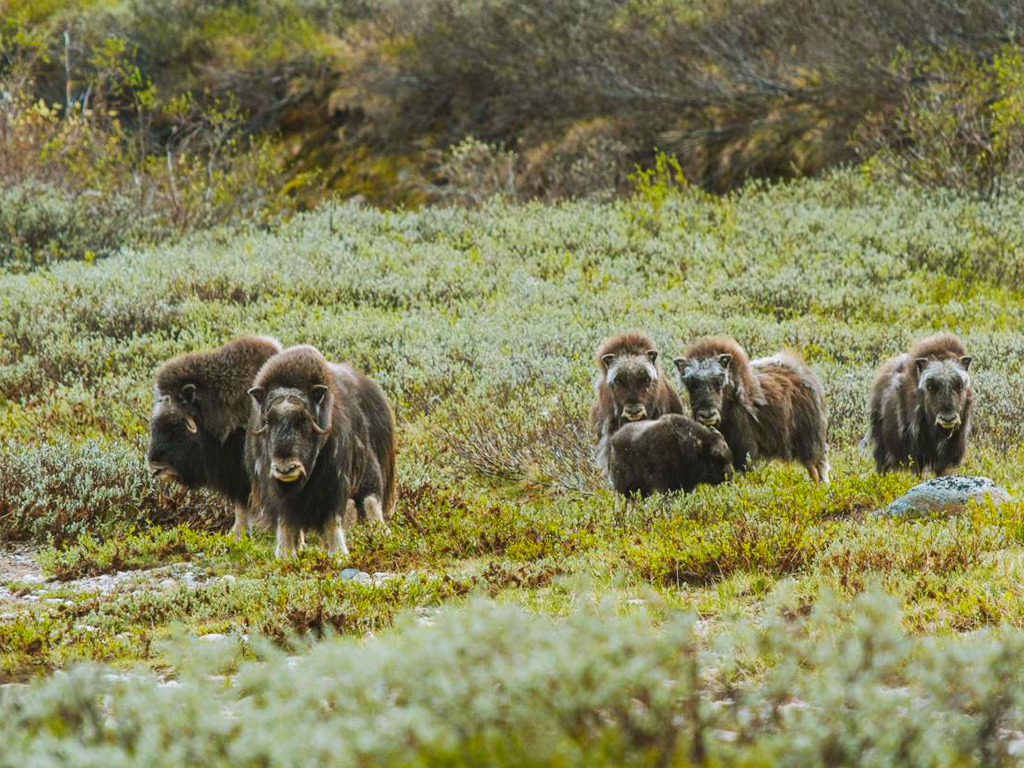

[591,331,684,472]
[868,333,973,475]
[245,345,396,558]
[674,338,830,483]
[147,336,282,538]
[609,415,734,497]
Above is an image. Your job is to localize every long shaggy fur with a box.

[609,414,733,497]
[245,346,397,536]
[590,331,684,473]
[677,337,830,482]
[868,333,973,475]
[148,336,282,531]
[155,336,282,444]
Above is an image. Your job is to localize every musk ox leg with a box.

[323,513,349,558]
[343,499,359,529]
[594,432,610,476]
[817,456,831,485]
[274,519,300,559]
[364,495,391,535]
[231,504,250,540]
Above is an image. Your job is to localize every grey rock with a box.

[880,476,1011,519]
[340,568,362,581]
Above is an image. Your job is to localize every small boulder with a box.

[879,476,1011,519]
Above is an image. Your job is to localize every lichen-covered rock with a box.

[879,476,1010,519]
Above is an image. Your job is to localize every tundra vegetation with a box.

[3,1,1024,764]
[2,168,1024,763]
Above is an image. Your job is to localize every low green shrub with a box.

[0,439,229,544]
[6,591,1024,766]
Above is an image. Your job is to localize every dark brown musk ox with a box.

[591,331,684,473]
[147,336,282,538]
[673,337,830,482]
[868,332,973,475]
[245,345,397,559]
[608,414,734,497]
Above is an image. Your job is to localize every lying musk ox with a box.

[147,336,282,538]
[591,331,684,472]
[674,338,830,482]
[245,345,396,558]
[868,333,973,475]
[609,415,733,497]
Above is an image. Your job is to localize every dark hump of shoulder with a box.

[255,344,331,391]
[329,361,389,407]
[595,331,657,364]
[156,336,278,401]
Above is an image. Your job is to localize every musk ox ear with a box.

[716,353,733,370]
[247,387,266,409]
[914,357,929,375]
[601,353,615,370]
[960,356,972,371]
[180,383,197,404]
[646,349,658,364]
[310,384,330,408]
[672,357,689,376]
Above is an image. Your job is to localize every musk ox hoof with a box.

[878,475,1011,519]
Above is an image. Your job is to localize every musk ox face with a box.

[147,384,207,486]
[249,385,330,491]
[602,349,660,423]
[674,354,732,427]
[916,356,972,431]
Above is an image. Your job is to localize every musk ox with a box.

[245,345,397,559]
[609,415,734,497]
[147,335,282,538]
[591,331,684,473]
[868,333,973,475]
[674,338,830,483]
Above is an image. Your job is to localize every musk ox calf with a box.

[147,335,282,538]
[591,331,684,473]
[674,338,830,483]
[609,415,733,497]
[245,345,396,559]
[868,333,973,476]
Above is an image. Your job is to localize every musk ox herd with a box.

[596,330,973,498]
[147,330,974,556]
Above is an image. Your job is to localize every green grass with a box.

[3,169,1024,763]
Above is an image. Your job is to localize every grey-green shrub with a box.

[5,591,1024,766]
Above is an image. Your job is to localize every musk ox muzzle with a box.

[936,413,962,431]
[695,408,721,427]
[147,459,177,480]
[271,459,307,483]
[622,404,648,422]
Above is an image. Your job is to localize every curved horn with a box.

[185,417,198,434]
[310,417,330,436]
[248,423,268,436]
